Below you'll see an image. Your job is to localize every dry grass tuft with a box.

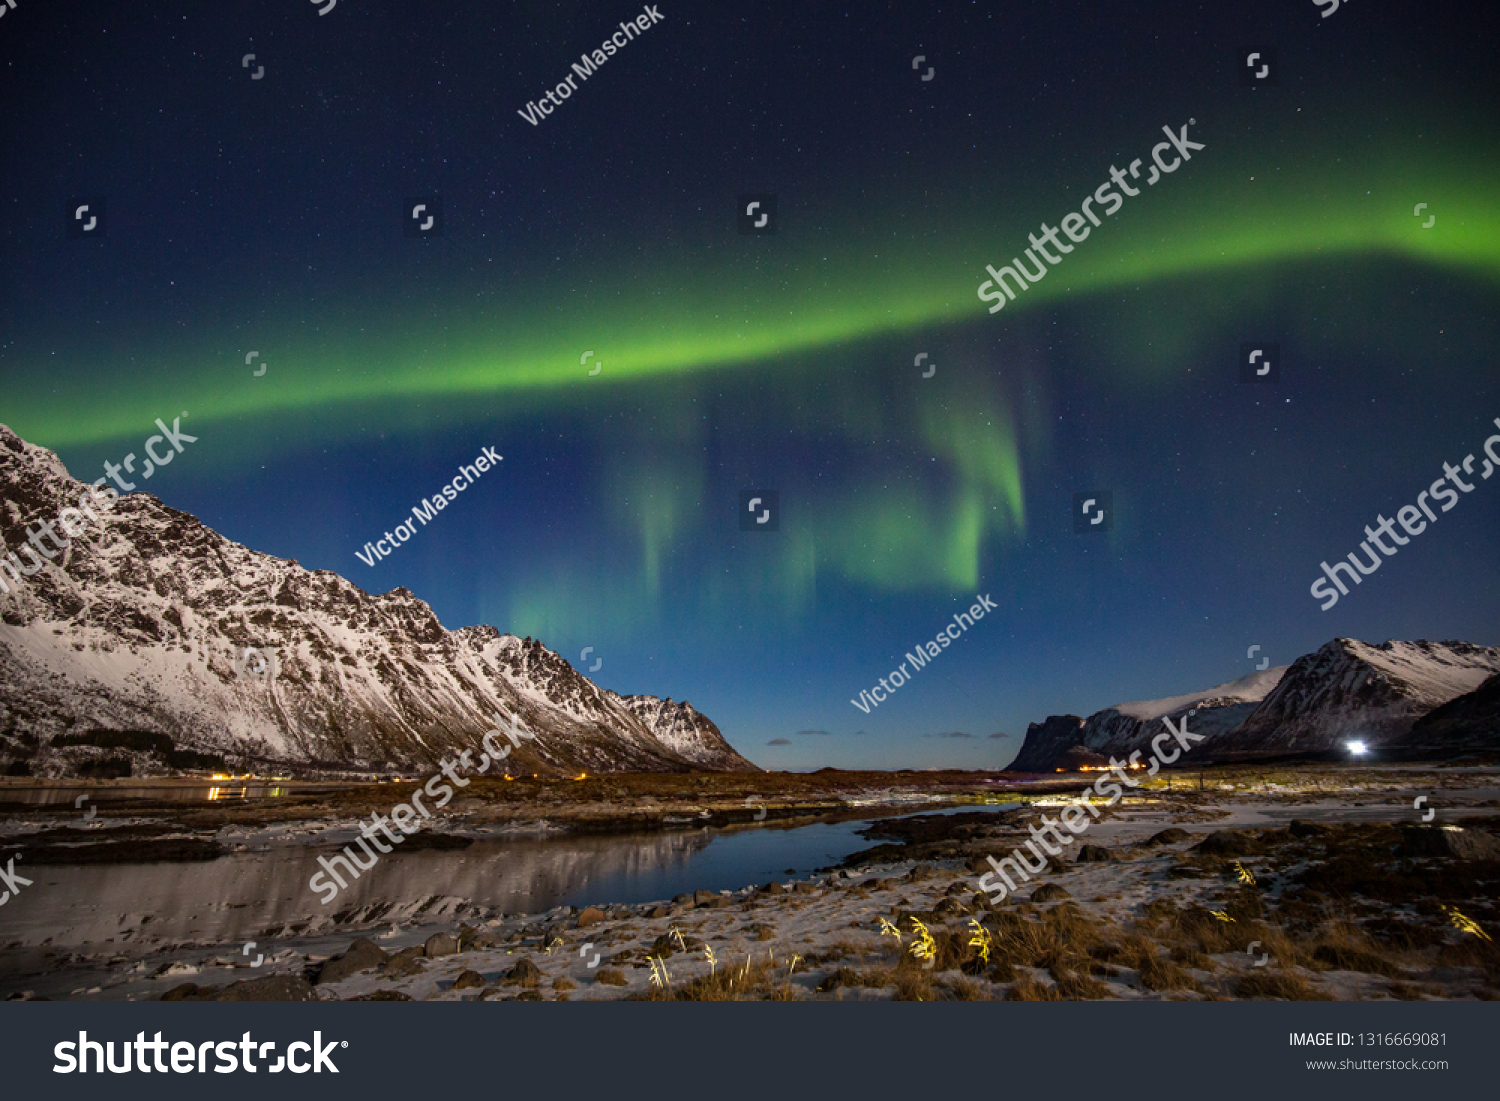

[1234,971,1333,1000]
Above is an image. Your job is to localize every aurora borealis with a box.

[2,0,1497,767]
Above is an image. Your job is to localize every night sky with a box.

[2,1,1497,770]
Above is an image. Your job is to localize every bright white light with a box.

[1347,740,1368,756]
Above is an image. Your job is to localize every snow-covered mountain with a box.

[612,694,753,772]
[1387,672,1500,757]
[1229,638,1500,753]
[1006,666,1287,772]
[1006,639,1500,771]
[0,425,757,777]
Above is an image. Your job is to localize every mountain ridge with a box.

[0,424,757,778]
[1007,638,1500,771]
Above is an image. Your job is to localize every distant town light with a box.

[1347,739,1368,756]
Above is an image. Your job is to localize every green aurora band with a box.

[12,134,1499,453]
[7,131,1498,631]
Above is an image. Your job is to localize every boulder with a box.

[424,933,459,958]
[1030,883,1072,903]
[451,970,487,990]
[576,906,608,928]
[647,905,673,918]
[317,938,389,985]
[1139,828,1192,847]
[347,989,413,1001]
[692,890,720,907]
[506,958,544,986]
[381,946,426,977]
[1193,830,1261,856]
[1400,825,1500,860]
[1076,844,1115,863]
[758,882,786,895]
[1289,820,1332,838]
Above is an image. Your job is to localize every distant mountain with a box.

[1007,715,1085,773]
[1007,639,1500,771]
[613,695,752,772]
[0,425,758,778]
[1228,638,1500,754]
[1006,666,1287,772]
[1377,672,1500,759]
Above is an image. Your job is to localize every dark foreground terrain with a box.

[2,764,1497,1001]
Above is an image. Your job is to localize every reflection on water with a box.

[0,809,1016,950]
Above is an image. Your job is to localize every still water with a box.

[0,805,1017,950]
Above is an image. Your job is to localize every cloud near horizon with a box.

[923,730,974,739]
[766,737,791,746]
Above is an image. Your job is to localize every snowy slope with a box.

[1007,638,1500,771]
[1006,667,1288,771]
[1228,638,1500,752]
[611,694,754,772]
[1389,672,1500,756]
[0,425,757,777]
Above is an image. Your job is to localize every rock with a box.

[647,905,672,918]
[790,881,818,895]
[424,933,459,958]
[1076,844,1115,863]
[347,989,412,1001]
[212,974,319,1001]
[317,937,389,985]
[759,882,786,895]
[451,970,487,990]
[672,892,695,906]
[160,983,209,1001]
[514,990,543,1001]
[595,968,628,986]
[1400,825,1500,860]
[692,889,720,906]
[576,906,607,928]
[1140,828,1192,847]
[505,958,544,987]
[1030,883,1072,903]
[1193,830,1261,856]
[1289,820,1332,838]
[381,946,426,977]
[701,896,737,909]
